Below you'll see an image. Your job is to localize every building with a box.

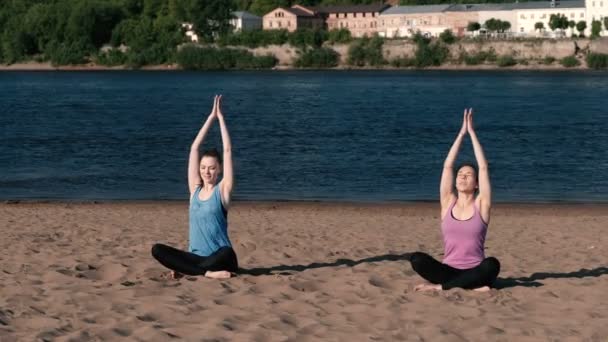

[378,5,452,38]
[511,1,585,37]
[318,4,391,37]
[231,11,263,32]
[262,5,324,32]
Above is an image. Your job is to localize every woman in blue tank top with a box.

[151,95,238,280]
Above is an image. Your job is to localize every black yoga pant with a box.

[410,252,500,290]
[151,243,238,275]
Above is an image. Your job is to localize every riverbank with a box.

[1,201,606,340]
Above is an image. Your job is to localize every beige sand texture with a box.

[0,202,606,341]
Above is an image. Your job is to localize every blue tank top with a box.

[188,185,231,257]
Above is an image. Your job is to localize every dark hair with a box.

[456,163,478,183]
[202,148,222,164]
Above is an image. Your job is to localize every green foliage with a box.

[496,55,516,67]
[96,49,128,66]
[0,0,235,65]
[604,17,608,31]
[542,56,555,65]
[439,29,456,44]
[586,53,608,69]
[217,29,289,47]
[295,47,339,67]
[390,56,415,67]
[576,21,586,37]
[484,18,510,32]
[460,49,497,65]
[467,22,480,32]
[347,36,385,67]
[549,14,569,32]
[560,55,580,67]
[591,20,602,39]
[327,29,352,44]
[288,29,327,48]
[412,32,449,67]
[176,45,276,70]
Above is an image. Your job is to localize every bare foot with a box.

[414,283,442,292]
[204,270,232,279]
[473,286,491,292]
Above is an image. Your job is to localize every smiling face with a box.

[199,155,221,186]
[455,165,478,194]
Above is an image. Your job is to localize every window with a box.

[570,13,575,18]
[354,13,357,18]
[541,14,546,19]
[269,21,273,28]
[601,1,604,6]
[363,13,366,18]
[531,14,535,19]
[288,21,291,27]
[520,14,526,19]
[593,1,595,6]
[278,21,282,28]
[520,27,524,32]
[581,13,585,18]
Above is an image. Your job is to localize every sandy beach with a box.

[0,201,606,341]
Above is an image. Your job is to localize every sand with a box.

[0,201,606,341]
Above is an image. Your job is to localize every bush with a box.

[542,56,556,65]
[96,49,127,66]
[176,46,277,70]
[217,29,289,48]
[390,56,415,67]
[497,55,517,67]
[295,47,339,68]
[327,29,352,44]
[439,29,456,44]
[288,29,327,48]
[586,53,608,69]
[46,40,90,65]
[460,50,496,65]
[560,55,580,67]
[412,33,448,67]
[346,36,385,67]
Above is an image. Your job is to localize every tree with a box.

[549,14,568,34]
[576,20,587,37]
[484,18,500,32]
[591,20,602,38]
[604,17,608,31]
[249,0,289,16]
[467,22,481,32]
[484,18,510,33]
[439,29,456,44]
[534,22,544,32]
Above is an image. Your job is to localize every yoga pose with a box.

[410,108,500,291]
[151,95,238,279]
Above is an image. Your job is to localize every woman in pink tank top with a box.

[410,108,500,292]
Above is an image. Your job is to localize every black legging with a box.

[410,252,500,290]
[151,243,238,275]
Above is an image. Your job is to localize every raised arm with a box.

[440,110,468,211]
[467,110,491,221]
[216,95,234,207]
[188,96,218,195]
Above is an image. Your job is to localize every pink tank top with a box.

[441,200,488,269]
